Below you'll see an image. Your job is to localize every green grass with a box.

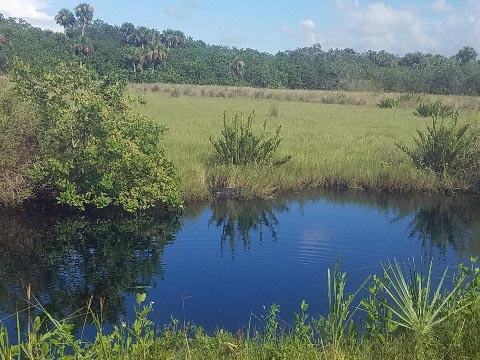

[133,89,477,202]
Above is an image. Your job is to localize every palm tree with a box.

[135,26,152,49]
[55,9,76,34]
[0,33,6,48]
[146,43,167,72]
[74,3,94,37]
[161,29,186,49]
[120,22,136,44]
[125,47,146,75]
[74,39,93,66]
[230,57,245,77]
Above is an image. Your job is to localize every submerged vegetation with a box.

[0,258,478,359]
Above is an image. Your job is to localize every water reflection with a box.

[208,199,288,254]
[0,191,479,335]
[0,209,180,324]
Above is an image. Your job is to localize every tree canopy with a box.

[1,4,480,95]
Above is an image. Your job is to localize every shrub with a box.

[209,111,291,166]
[0,79,39,206]
[11,61,182,211]
[397,111,478,176]
[377,97,397,108]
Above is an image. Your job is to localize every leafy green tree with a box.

[11,61,181,211]
[55,8,76,34]
[74,3,94,37]
[455,46,478,65]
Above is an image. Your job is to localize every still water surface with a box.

[0,191,479,336]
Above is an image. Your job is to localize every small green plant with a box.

[377,97,397,108]
[397,111,478,175]
[209,111,292,166]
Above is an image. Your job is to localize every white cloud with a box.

[0,0,51,20]
[299,19,317,44]
[335,1,437,54]
[0,0,62,32]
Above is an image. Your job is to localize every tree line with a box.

[1,3,480,95]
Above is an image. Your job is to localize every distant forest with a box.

[1,8,480,95]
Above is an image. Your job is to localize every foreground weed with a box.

[314,260,368,350]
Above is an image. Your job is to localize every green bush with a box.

[209,111,291,166]
[397,111,478,176]
[10,61,182,211]
[0,78,39,206]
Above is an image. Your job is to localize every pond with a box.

[0,191,479,338]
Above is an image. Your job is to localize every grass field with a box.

[132,86,478,202]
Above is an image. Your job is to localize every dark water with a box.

[1,191,479,337]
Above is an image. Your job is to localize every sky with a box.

[0,0,479,56]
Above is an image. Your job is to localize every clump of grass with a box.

[378,97,397,108]
[269,103,279,117]
[209,111,292,166]
[170,88,181,97]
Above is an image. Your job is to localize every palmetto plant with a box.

[374,259,468,339]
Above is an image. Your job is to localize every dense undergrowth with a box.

[0,259,479,359]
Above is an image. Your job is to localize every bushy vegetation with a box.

[209,111,291,166]
[0,61,181,211]
[0,258,478,359]
[398,110,479,176]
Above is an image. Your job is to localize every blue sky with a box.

[1,0,479,55]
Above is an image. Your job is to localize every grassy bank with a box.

[1,259,479,359]
[133,87,479,202]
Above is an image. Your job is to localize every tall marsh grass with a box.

[133,91,480,202]
[1,258,478,359]
[130,82,480,112]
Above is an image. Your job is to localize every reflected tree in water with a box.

[0,209,181,326]
[405,198,480,258]
[208,199,288,255]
